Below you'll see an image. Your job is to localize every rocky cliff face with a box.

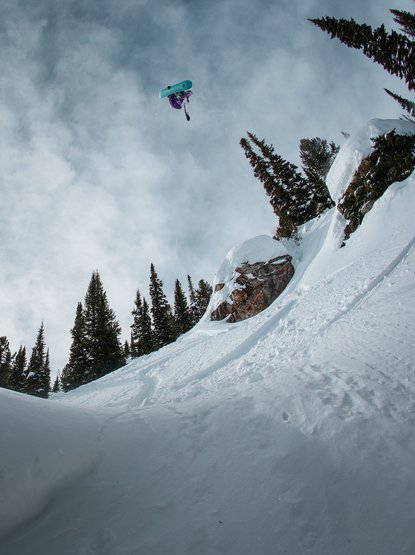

[211,254,294,322]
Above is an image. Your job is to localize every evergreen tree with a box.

[0,336,12,389]
[240,132,335,239]
[83,271,125,381]
[173,279,193,336]
[309,16,415,90]
[384,88,415,121]
[299,137,337,216]
[61,302,90,391]
[187,275,198,326]
[130,289,143,357]
[52,372,61,393]
[310,7,415,118]
[140,298,157,354]
[12,346,26,392]
[130,290,156,357]
[240,133,303,239]
[42,349,51,396]
[124,340,130,359]
[149,264,175,349]
[194,279,213,321]
[391,7,415,38]
[300,138,339,188]
[25,323,50,399]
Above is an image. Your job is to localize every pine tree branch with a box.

[385,88,415,119]
[390,8,415,38]
[310,16,415,91]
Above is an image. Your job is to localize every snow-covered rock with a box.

[210,235,294,322]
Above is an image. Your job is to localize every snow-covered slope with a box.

[1,119,415,555]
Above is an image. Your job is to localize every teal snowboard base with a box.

[159,80,192,99]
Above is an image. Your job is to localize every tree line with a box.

[0,324,51,398]
[0,266,212,398]
[61,267,211,392]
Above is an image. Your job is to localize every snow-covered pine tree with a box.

[173,279,193,336]
[12,346,26,393]
[25,323,50,399]
[83,271,125,381]
[149,264,175,349]
[194,279,213,321]
[0,336,12,389]
[310,6,415,118]
[61,302,90,391]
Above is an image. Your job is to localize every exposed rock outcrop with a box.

[211,254,294,322]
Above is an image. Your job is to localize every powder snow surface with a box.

[1,119,415,555]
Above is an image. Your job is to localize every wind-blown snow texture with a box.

[1,119,415,555]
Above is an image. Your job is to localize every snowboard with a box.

[159,80,192,99]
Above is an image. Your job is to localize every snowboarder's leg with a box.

[183,102,190,121]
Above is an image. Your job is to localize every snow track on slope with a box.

[321,233,415,331]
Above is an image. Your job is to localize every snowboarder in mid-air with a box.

[168,90,192,121]
[159,80,193,122]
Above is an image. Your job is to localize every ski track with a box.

[170,299,297,394]
[299,244,415,432]
[321,234,415,332]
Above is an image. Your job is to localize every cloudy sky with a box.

[1,0,413,371]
